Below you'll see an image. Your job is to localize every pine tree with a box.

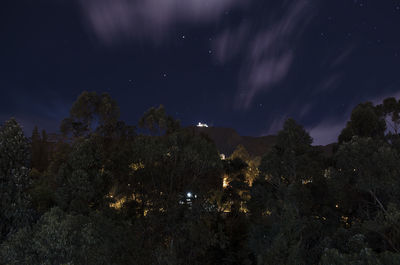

[0,118,34,243]
[30,126,41,171]
[39,129,49,171]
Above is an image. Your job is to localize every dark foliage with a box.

[1,93,400,264]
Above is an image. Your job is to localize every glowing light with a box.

[130,162,145,171]
[223,175,229,188]
[197,122,208,128]
[263,210,272,216]
[109,197,126,209]
[187,192,193,198]
[302,179,312,185]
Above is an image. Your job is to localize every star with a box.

[208,50,212,54]
[182,35,186,39]
[163,73,167,78]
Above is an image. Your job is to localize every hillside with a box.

[193,126,334,158]
[192,126,277,157]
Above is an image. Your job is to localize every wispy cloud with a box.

[312,46,355,94]
[308,89,400,145]
[78,0,244,43]
[308,119,347,145]
[299,104,313,118]
[314,74,343,94]
[215,0,316,109]
[262,115,289,136]
[331,46,355,68]
[214,22,250,64]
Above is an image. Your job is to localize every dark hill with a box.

[192,126,277,157]
[191,126,335,158]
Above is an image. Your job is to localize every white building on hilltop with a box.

[197,122,208,128]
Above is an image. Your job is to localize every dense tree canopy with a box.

[60,91,120,137]
[339,102,386,143]
[0,119,34,243]
[1,92,400,264]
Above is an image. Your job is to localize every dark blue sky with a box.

[1,0,400,144]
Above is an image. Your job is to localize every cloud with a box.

[299,104,313,118]
[214,0,315,109]
[308,119,346,146]
[314,74,343,93]
[331,46,355,68]
[307,90,400,146]
[78,0,243,43]
[214,23,250,64]
[262,115,288,136]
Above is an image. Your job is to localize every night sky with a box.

[1,0,400,145]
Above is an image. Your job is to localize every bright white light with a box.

[197,122,208,128]
[187,192,193,198]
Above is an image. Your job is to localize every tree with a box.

[230,144,260,186]
[338,102,386,143]
[259,118,323,186]
[111,122,224,262]
[138,105,180,135]
[333,136,400,251]
[30,126,41,171]
[55,138,112,214]
[61,91,120,137]
[0,207,138,265]
[335,137,400,217]
[0,118,34,243]
[39,129,49,171]
[31,127,49,172]
[248,119,331,264]
[321,246,400,265]
[120,129,223,215]
[378,97,400,134]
